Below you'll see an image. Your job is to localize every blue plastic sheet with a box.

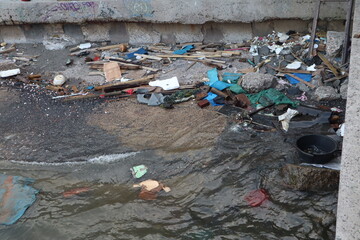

[173,45,194,55]
[206,68,233,91]
[204,92,223,106]
[0,174,38,225]
[285,73,312,85]
[126,48,148,59]
[222,73,243,84]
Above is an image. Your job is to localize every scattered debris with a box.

[0,69,20,78]
[133,179,171,200]
[244,189,269,207]
[278,108,299,132]
[103,62,122,82]
[53,74,66,86]
[149,77,180,90]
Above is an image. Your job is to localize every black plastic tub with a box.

[296,135,338,164]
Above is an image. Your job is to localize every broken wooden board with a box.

[317,53,340,77]
[94,75,156,91]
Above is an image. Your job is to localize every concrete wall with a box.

[0,0,349,25]
[0,20,346,45]
[335,0,360,239]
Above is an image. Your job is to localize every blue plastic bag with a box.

[0,174,38,225]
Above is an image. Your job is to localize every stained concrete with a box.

[0,20,345,45]
[335,0,360,239]
[0,0,348,25]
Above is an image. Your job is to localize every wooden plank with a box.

[94,75,156,91]
[317,53,340,76]
[286,73,316,89]
[309,0,322,58]
[342,0,354,64]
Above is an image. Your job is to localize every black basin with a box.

[296,135,338,164]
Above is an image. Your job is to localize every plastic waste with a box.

[173,45,194,55]
[285,73,312,85]
[131,165,148,178]
[63,187,90,198]
[0,69,20,78]
[0,174,38,225]
[286,61,302,70]
[278,108,299,132]
[149,77,180,90]
[53,74,66,86]
[307,64,317,72]
[336,123,345,137]
[79,43,91,49]
[245,189,269,207]
[126,48,147,59]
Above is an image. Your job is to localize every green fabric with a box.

[246,88,298,108]
[229,84,247,94]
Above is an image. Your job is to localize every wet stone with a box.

[340,83,348,99]
[282,164,340,191]
[314,86,341,101]
[297,82,310,92]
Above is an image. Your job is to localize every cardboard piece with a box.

[103,62,121,82]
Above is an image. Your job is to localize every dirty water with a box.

[0,85,338,240]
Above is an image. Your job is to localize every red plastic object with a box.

[244,189,269,207]
[62,187,90,198]
[93,56,101,61]
[125,89,135,95]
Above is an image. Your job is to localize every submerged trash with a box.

[133,180,171,200]
[62,187,91,198]
[131,165,148,179]
[0,174,38,225]
[245,189,269,207]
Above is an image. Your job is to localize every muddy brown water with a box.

[0,85,338,240]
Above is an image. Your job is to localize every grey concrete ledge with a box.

[0,0,349,25]
[336,0,360,239]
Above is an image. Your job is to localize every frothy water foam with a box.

[10,152,139,166]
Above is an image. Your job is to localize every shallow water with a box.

[0,85,338,240]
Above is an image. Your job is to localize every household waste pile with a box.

[0,30,346,133]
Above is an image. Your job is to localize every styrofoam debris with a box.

[149,77,180,90]
[0,69,20,78]
[286,61,302,70]
[79,43,91,49]
[307,64,316,72]
[53,74,66,86]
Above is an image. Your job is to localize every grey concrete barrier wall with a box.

[0,0,349,25]
[0,20,345,45]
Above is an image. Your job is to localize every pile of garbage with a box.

[0,30,347,133]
